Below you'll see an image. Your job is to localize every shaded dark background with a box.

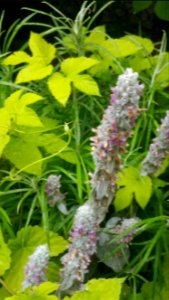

[0,0,169,49]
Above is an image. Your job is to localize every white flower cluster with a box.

[141,111,169,176]
[22,244,49,290]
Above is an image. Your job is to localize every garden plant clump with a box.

[0,1,169,300]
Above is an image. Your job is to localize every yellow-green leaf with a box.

[19,92,43,109]
[5,90,23,114]
[114,167,152,211]
[64,278,125,300]
[0,108,10,134]
[61,57,99,75]
[0,134,10,156]
[47,72,71,106]
[72,74,100,96]
[16,64,53,83]
[0,229,11,276]
[123,35,154,53]
[29,32,56,65]
[17,107,43,127]
[3,51,31,65]
[4,137,42,175]
[85,25,106,50]
[101,38,139,59]
[5,226,68,292]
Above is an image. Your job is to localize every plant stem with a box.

[0,278,14,295]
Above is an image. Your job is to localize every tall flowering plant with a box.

[141,110,169,176]
[60,68,144,292]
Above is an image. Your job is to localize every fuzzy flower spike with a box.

[141,110,169,176]
[91,68,144,222]
[60,68,144,293]
[22,244,49,290]
[60,201,98,291]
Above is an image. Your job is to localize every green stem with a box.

[0,278,14,295]
[73,88,81,148]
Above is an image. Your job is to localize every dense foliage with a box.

[0,1,169,299]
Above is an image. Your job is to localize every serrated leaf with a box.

[5,226,68,292]
[0,229,11,276]
[61,57,99,75]
[29,32,56,65]
[16,64,53,83]
[72,74,100,96]
[3,51,31,65]
[132,0,152,13]
[4,137,42,175]
[114,167,152,211]
[5,90,23,114]
[47,72,71,106]
[65,278,125,300]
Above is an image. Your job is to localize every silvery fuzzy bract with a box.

[91,68,144,222]
[22,244,49,290]
[141,111,169,176]
[45,174,68,214]
[60,202,97,291]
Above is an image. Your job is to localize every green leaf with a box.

[5,282,59,300]
[38,133,77,164]
[5,90,43,127]
[61,57,99,75]
[101,38,140,59]
[64,278,125,300]
[72,74,100,96]
[3,51,31,65]
[16,64,53,83]
[5,226,68,292]
[47,72,71,106]
[0,108,10,155]
[85,25,106,50]
[33,282,59,295]
[155,1,169,21]
[4,136,42,175]
[123,35,154,54]
[0,229,11,276]
[17,107,43,127]
[114,167,152,211]
[29,32,56,65]
[132,1,152,13]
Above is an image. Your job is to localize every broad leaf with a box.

[101,38,139,59]
[132,0,152,13]
[4,137,42,175]
[16,64,53,83]
[114,167,152,211]
[64,278,125,300]
[0,229,11,276]
[5,226,68,292]
[155,1,169,21]
[123,35,154,53]
[47,72,71,106]
[0,108,10,155]
[17,107,43,127]
[72,74,100,96]
[29,31,56,65]
[3,51,31,65]
[38,133,77,164]
[85,25,106,45]
[61,57,99,75]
